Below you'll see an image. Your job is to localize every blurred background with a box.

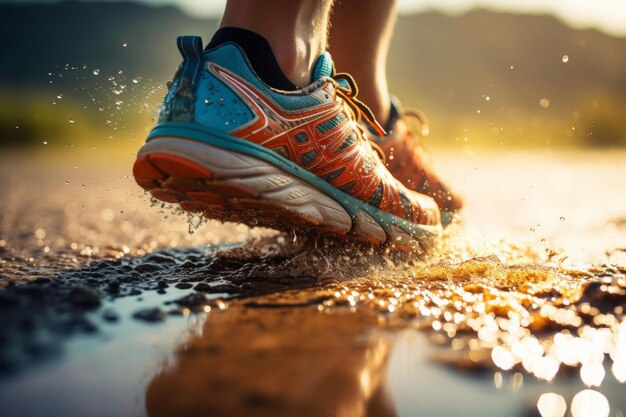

[1,5,626,415]
[1,0,625,152]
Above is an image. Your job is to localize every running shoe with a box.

[133,36,442,251]
[374,98,463,225]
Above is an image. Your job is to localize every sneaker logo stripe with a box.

[209,64,338,142]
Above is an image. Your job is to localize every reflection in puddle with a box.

[146,307,395,417]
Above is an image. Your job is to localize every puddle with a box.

[1,151,626,417]
[388,330,626,417]
[0,287,208,417]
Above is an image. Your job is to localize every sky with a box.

[144,0,626,36]
[8,0,626,36]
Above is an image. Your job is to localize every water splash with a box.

[187,213,204,234]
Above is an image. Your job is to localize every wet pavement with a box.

[1,149,626,417]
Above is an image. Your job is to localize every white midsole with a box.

[139,137,390,242]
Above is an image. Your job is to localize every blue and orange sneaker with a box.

[374,98,463,226]
[133,36,442,251]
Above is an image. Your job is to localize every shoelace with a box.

[332,72,388,162]
[401,109,430,139]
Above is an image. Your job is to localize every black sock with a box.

[205,27,297,91]
[385,99,400,132]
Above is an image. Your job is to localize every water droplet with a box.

[132,78,140,84]
[68,119,75,124]
[122,42,128,47]
[562,55,569,63]
[580,363,605,387]
[540,98,551,109]
[560,217,565,222]
[571,390,609,417]
[612,360,626,383]
[537,393,566,417]
[493,372,503,388]
[93,68,100,75]
[64,181,70,185]
[491,346,515,370]
[485,96,491,101]
[56,94,63,99]
[42,141,48,145]
[187,213,203,234]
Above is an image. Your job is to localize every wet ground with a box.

[1,148,626,417]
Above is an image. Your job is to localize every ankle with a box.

[362,81,391,128]
[265,37,323,87]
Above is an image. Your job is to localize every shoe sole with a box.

[133,122,442,252]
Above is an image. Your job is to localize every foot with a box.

[375,98,463,225]
[133,36,442,251]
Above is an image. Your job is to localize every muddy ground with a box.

[1,150,626,417]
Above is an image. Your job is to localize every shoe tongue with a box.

[311,51,334,82]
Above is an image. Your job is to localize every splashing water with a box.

[187,213,204,234]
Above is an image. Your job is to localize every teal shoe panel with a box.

[194,71,255,132]
[204,44,323,111]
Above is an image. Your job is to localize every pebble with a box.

[174,293,210,309]
[134,262,162,273]
[194,282,238,293]
[132,307,166,323]
[68,287,101,309]
[101,308,119,322]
